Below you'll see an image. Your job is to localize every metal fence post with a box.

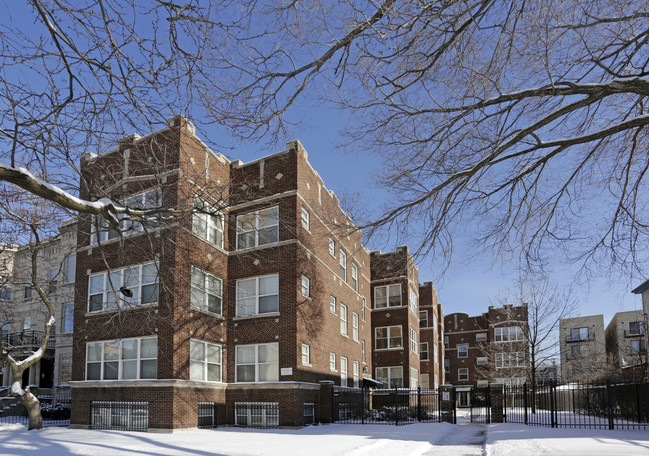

[550,381,556,428]
[607,380,614,430]
[417,386,422,422]
[524,383,528,425]
[452,388,457,424]
[361,387,365,425]
[636,382,642,425]
[394,386,399,426]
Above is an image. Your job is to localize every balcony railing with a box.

[1,331,55,350]
[565,333,594,343]
[624,329,645,338]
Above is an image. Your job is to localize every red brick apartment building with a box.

[444,304,528,407]
[69,116,444,430]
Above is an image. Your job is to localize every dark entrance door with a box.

[39,358,54,388]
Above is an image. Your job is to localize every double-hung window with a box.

[301,208,310,231]
[457,344,468,358]
[301,276,310,298]
[330,296,336,314]
[191,267,223,315]
[352,313,359,341]
[301,344,310,365]
[374,284,401,308]
[420,342,429,360]
[340,357,348,387]
[63,304,74,333]
[328,238,335,257]
[91,189,161,244]
[376,366,403,388]
[86,337,157,380]
[419,310,428,328]
[410,327,418,354]
[65,254,76,283]
[193,196,224,247]
[88,262,158,312]
[340,304,348,336]
[190,340,222,382]
[495,326,525,342]
[353,361,360,388]
[476,332,487,342]
[409,288,418,314]
[329,353,336,371]
[351,264,358,292]
[49,268,58,294]
[235,343,279,382]
[339,250,347,280]
[236,206,279,249]
[458,368,469,381]
[236,275,279,316]
[375,326,402,349]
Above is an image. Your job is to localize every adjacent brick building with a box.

[68,116,443,430]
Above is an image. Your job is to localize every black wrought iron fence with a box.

[198,402,217,428]
[470,387,491,424]
[0,392,70,427]
[334,387,440,425]
[504,380,649,430]
[90,401,149,431]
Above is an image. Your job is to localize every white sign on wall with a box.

[281,367,293,376]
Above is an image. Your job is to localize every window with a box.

[301,208,310,231]
[192,196,224,247]
[376,366,403,388]
[340,304,348,336]
[629,321,645,336]
[198,402,216,428]
[352,313,359,341]
[410,367,419,388]
[353,361,360,388]
[631,339,646,354]
[236,274,279,316]
[419,310,428,328]
[495,352,526,368]
[236,206,279,249]
[457,344,468,358]
[444,358,450,373]
[495,326,525,342]
[351,264,358,292]
[420,374,430,389]
[86,337,157,380]
[477,357,488,365]
[24,274,32,299]
[190,340,222,382]
[458,368,469,381]
[59,354,72,384]
[328,238,335,257]
[88,262,158,312]
[91,401,149,431]
[23,317,31,330]
[303,403,315,425]
[340,357,348,387]
[235,403,279,427]
[329,353,336,371]
[476,332,487,342]
[49,268,58,294]
[409,288,418,314]
[301,276,310,298]
[330,295,336,314]
[420,342,429,360]
[410,327,418,354]
[301,344,310,365]
[91,189,161,244]
[339,250,347,280]
[570,327,589,341]
[375,326,402,350]
[434,344,438,362]
[235,343,279,382]
[570,344,588,359]
[65,254,76,284]
[374,284,401,308]
[444,336,449,349]
[63,304,74,333]
[362,340,366,363]
[191,267,223,315]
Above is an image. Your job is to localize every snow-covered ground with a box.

[1,418,648,455]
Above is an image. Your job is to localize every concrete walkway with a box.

[424,410,486,455]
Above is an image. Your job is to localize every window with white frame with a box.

[476,332,487,342]
[235,402,279,427]
[190,340,222,382]
[410,367,419,388]
[419,310,428,328]
[477,357,488,365]
[376,366,403,388]
[353,361,360,388]
[329,353,336,371]
[340,304,348,335]
[362,340,366,363]
[420,374,430,389]
[86,337,157,380]
[330,295,336,314]
[301,208,310,231]
[352,313,359,341]
[495,352,526,368]
[91,189,161,244]
[65,254,76,284]
[374,284,401,308]
[375,326,402,349]
[457,344,468,358]
[409,288,418,314]
[351,264,358,292]
[301,344,310,365]
[88,262,158,312]
[23,317,31,330]
[410,327,418,354]
[63,303,74,333]
[328,238,335,257]
[434,344,438,363]
[420,342,429,360]
[301,276,310,298]
[494,326,525,342]
[444,358,450,373]
[235,343,279,382]
[191,266,223,315]
[236,274,279,316]
[192,196,224,247]
[340,357,348,387]
[236,206,279,249]
[339,250,347,280]
[458,368,469,381]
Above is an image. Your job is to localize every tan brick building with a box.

[68,116,443,430]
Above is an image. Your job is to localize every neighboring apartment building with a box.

[444,304,529,406]
[418,281,444,388]
[605,310,647,379]
[67,116,444,430]
[559,315,606,382]
[0,223,76,391]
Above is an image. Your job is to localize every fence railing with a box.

[470,387,491,424]
[91,401,148,431]
[334,387,440,425]
[0,392,70,427]
[1,331,55,349]
[504,380,649,430]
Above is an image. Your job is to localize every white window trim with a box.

[419,310,428,328]
[191,266,223,315]
[328,238,335,257]
[339,249,347,280]
[62,303,74,333]
[236,206,279,250]
[374,284,402,308]
[301,208,310,231]
[236,274,279,316]
[192,195,225,248]
[340,304,348,336]
[353,361,360,388]
[458,368,469,381]
[457,344,469,358]
[420,342,429,361]
[376,366,403,389]
[340,357,348,387]
[351,264,358,292]
[301,275,310,298]
[329,352,336,371]
[190,339,223,382]
[330,295,336,314]
[410,327,418,354]
[352,313,359,342]
[88,262,158,312]
[494,326,525,342]
[477,356,488,365]
[375,325,403,350]
[301,343,311,366]
[86,336,157,381]
[235,343,279,382]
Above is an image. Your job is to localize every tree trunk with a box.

[11,381,42,430]
[530,351,537,414]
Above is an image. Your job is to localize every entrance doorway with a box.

[457,390,471,407]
